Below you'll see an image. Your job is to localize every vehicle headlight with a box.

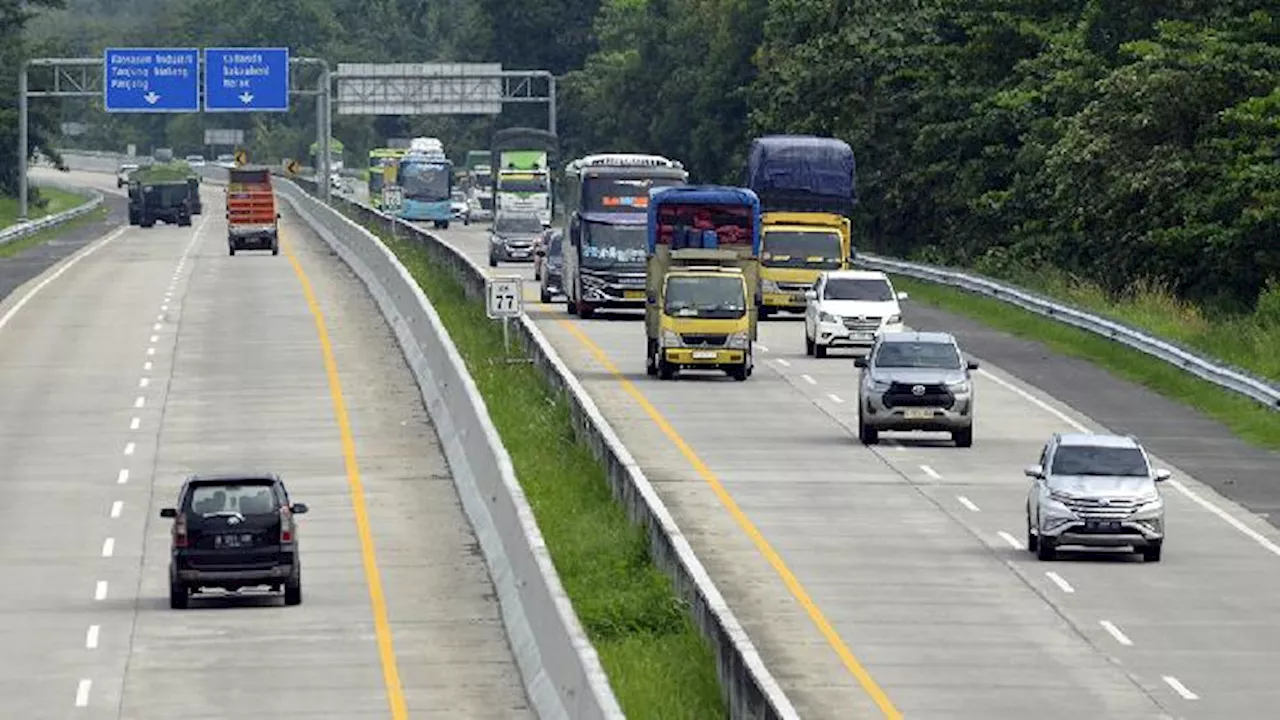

[947,379,971,393]
[1133,496,1164,517]
[1041,498,1076,518]
[761,279,781,293]
[819,311,838,323]
[661,329,681,346]
[865,376,892,391]
[726,332,749,349]
[885,314,902,325]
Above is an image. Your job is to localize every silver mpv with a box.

[1026,433,1171,562]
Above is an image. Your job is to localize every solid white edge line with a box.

[110,501,122,518]
[997,531,1025,550]
[116,469,128,485]
[1045,571,1075,593]
[920,464,942,480]
[1162,676,1200,700]
[101,538,114,557]
[129,417,140,430]
[123,442,135,455]
[0,225,129,334]
[827,393,844,403]
[74,679,91,707]
[957,495,981,512]
[93,581,107,601]
[1099,620,1133,646]
[979,367,1280,561]
[85,625,99,649]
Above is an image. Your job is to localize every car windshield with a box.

[187,482,278,516]
[495,215,544,234]
[582,221,647,266]
[874,341,962,369]
[825,277,893,301]
[1051,445,1150,477]
[665,275,746,319]
[763,231,842,269]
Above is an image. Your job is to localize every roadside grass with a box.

[363,222,726,718]
[0,187,87,230]
[0,201,108,260]
[891,275,1280,450]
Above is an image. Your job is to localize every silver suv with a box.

[1025,433,1170,562]
[854,331,978,447]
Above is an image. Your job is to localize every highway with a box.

[424,216,1280,719]
[0,171,532,719]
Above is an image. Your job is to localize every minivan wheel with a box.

[1036,536,1057,561]
[1026,517,1039,552]
[1142,541,1163,563]
[858,418,878,445]
[169,579,190,609]
[953,426,974,448]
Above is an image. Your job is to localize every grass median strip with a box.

[891,275,1280,450]
[0,201,108,260]
[0,187,87,230]
[358,221,724,718]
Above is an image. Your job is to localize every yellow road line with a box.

[285,238,409,720]
[558,319,903,720]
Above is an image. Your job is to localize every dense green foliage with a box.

[0,0,67,197]
[14,0,1280,310]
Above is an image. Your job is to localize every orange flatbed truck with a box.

[226,166,281,256]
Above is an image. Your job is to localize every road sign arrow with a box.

[238,92,254,104]
[143,92,161,104]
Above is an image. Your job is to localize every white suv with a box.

[804,270,907,357]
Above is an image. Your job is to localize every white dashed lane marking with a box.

[93,581,107,601]
[110,501,122,519]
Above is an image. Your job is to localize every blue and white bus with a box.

[393,139,454,228]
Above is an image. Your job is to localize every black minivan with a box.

[160,473,307,609]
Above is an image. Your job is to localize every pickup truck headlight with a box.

[819,310,838,323]
[661,329,681,347]
[865,376,892,391]
[726,332,749,349]
[1133,496,1164,518]
[946,379,971,393]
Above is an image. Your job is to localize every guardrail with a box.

[856,253,1280,411]
[284,176,799,720]
[0,184,103,248]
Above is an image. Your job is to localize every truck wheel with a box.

[141,215,155,229]
[566,297,577,314]
[579,302,595,319]
[759,307,772,320]
[952,426,973,448]
[729,365,748,381]
[169,578,189,609]
[441,221,450,230]
[658,358,676,381]
[229,245,236,256]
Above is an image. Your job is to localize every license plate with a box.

[510,251,528,257]
[903,408,935,419]
[625,290,645,299]
[1086,520,1120,531]
[852,332,874,340]
[214,533,252,549]
[691,350,717,360]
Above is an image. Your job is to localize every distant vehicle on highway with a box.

[184,154,206,167]
[216,154,236,169]
[116,163,139,188]
[160,472,308,609]
[804,270,907,357]
[488,210,544,266]
[1025,433,1169,562]
[450,189,471,225]
[535,228,564,303]
[854,331,978,447]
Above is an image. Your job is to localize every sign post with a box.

[485,276,527,361]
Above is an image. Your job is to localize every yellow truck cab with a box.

[746,136,858,318]
[644,186,761,381]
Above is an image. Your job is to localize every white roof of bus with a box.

[567,154,684,171]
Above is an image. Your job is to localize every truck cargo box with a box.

[746,135,856,214]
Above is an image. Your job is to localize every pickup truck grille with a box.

[843,317,881,332]
[883,383,954,409]
[681,334,727,347]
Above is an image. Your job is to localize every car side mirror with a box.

[1153,469,1171,482]
[804,290,817,300]
[897,291,909,301]
[967,360,980,370]
[291,502,309,514]
[1024,465,1044,479]
[853,357,867,368]
[160,507,177,518]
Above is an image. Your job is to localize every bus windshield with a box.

[763,230,842,269]
[583,176,684,213]
[399,162,450,202]
[664,275,746,319]
[498,173,548,194]
[581,221,647,267]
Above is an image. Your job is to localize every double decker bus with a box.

[560,154,688,318]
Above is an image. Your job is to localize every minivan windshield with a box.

[873,341,962,370]
[825,277,894,301]
[187,482,278,516]
[1051,446,1150,477]
[664,275,746,319]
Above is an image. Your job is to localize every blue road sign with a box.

[204,47,290,112]
[103,48,200,112]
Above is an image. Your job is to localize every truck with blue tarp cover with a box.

[746,135,858,317]
[644,186,761,381]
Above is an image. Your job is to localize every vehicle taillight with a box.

[173,513,188,548]
[280,506,294,543]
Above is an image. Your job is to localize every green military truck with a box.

[127,163,198,228]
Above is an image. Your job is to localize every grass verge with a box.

[891,275,1280,450]
[0,201,108,260]
[0,186,88,230]
[361,221,725,718]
